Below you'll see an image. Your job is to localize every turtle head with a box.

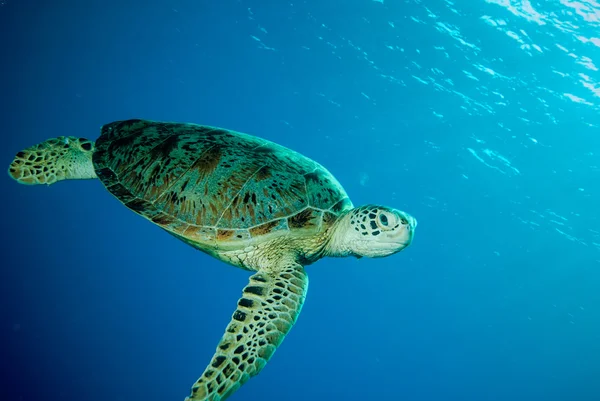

[326,205,416,258]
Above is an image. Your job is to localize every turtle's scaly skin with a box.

[8,136,96,185]
[93,120,353,269]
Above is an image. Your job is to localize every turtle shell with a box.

[93,119,353,248]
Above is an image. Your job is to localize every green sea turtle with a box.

[8,119,416,401]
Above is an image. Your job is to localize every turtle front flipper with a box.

[186,263,308,401]
[8,136,96,185]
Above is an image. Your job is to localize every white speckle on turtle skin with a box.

[8,120,417,401]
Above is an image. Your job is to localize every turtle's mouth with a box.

[371,240,410,248]
[388,240,412,251]
[356,239,412,258]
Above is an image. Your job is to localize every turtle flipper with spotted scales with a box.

[187,263,308,401]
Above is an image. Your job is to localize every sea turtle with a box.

[8,119,417,401]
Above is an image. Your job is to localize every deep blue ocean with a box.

[2,1,600,400]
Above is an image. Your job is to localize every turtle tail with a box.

[8,136,97,185]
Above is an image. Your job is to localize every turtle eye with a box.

[377,211,396,230]
[379,214,388,226]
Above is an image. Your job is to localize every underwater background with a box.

[1,0,600,400]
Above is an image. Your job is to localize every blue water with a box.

[2,1,600,400]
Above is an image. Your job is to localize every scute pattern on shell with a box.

[93,120,351,245]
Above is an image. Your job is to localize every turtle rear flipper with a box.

[8,136,97,185]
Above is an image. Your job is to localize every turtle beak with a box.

[406,214,417,243]
[407,215,417,229]
[396,211,416,245]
